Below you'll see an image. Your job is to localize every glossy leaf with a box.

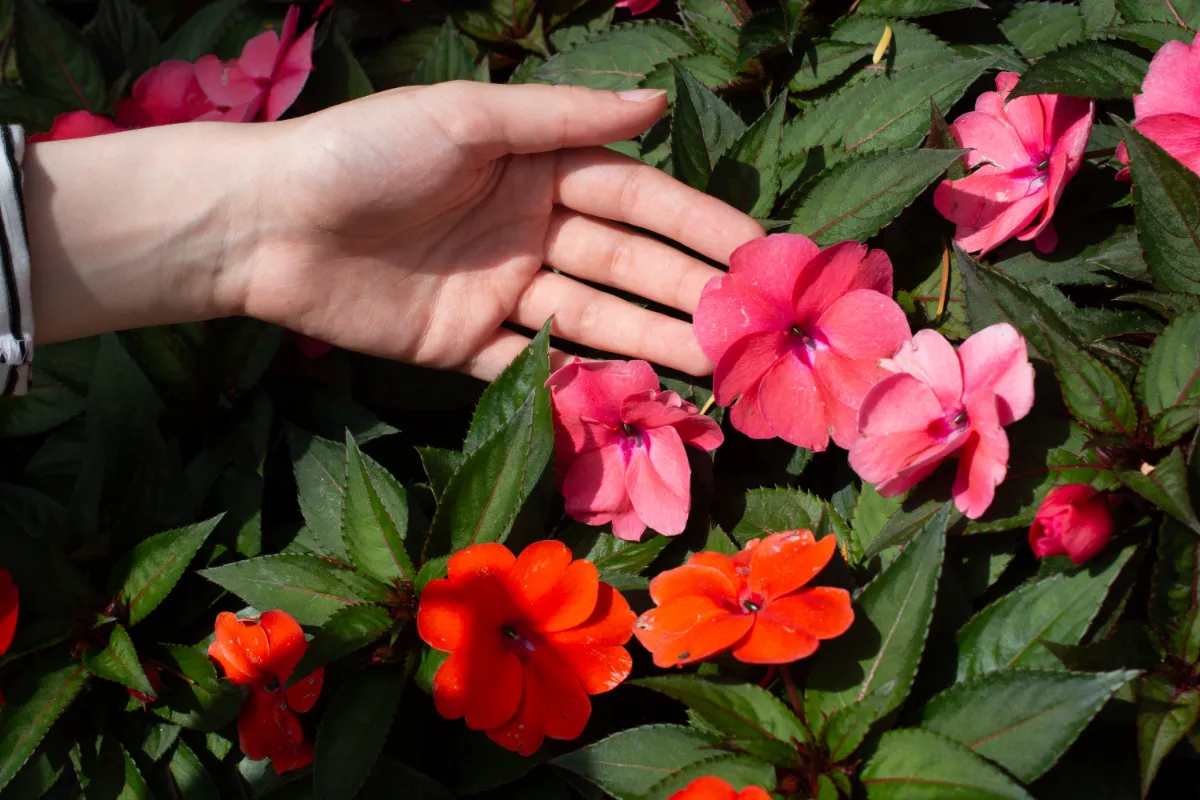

[1010,41,1148,99]
[730,487,846,545]
[710,91,788,217]
[412,19,479,85]
[343,434,414,584]
[168,740,219,800]
[83,623,155,697]
[552,725,721,800]
[1039,319,1139,437]
[788,41,871,92]
[200,555,368,626]
[534,20,695,90]
[1117,448,1200,535]
[862,729,1035,800]
[642,755,775,800]
[157,0,244,63]
[855,0,984,16]
[1000,2,1084,57]
[91,0,159,102]
[463,319,552,453]
[112,516,222,626]
[288,427,349,560]
[14,0,106,111]
[314,664,408,800]
[153,645,242,732]
[672,63,746,191]
[0,655,89,792]
[1137,676,1200,797]
[1142,309,1200,417]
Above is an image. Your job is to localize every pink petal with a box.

[874,443,957,498]
[194,55,262,109]
[849,374,950,486]
[712,331,790,406]
[792,241,893,325]
[949,109,1031,171]
[881,329,963,410]
[28,111,123,143]
[547,359,659,427]
[1135,33,1200,120]
[757,353,831,451]
[1017,127,1085,244]
[671,413,725,451]
[625,427,691,536]
[264,24,316,121]
[238,30,282,80]
[122,60,216,126]
[1133,114,1200,176]
[610,502,647,541]
[813,289,911,408]
[1040,93,1094,154]
[694,274,792,363]
[728,234,819,314]
[957,323,1034,426]
[729,380,777,440]
[953,394,1010,519]
[823,387,862,450]
[276,5,301,61]
[622,390,693,429]
[562,444,630,524]
[935,173,1047,256]
[1034,223,1059,253]
[1002,94,1047,162]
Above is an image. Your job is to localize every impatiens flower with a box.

[693,234,910,451]
[848,324,1034,519]
[209,610,324,773]
[115,60,218,128]
[1029,484,1115,565]
[934,72,1093,255]
[633,530,853,667]
[670,777,773,800]
[194,5,316,122]
[0,568,16,706]
[616,0,662,13]
[418,541,636,756]
[1116,31,1200,179]
[546,359,723,541]
[27,111,124,143]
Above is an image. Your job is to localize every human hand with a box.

[230,81,765,379]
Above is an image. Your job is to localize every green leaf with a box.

[306,30,375,109]
[411,19,479,85]
[1082,0,1122,31]
[1009,41,1147,99]
[534,20,695,90]
[1039,318,1139,436]
[1151,516,1200,647]
[285,603,394,688]
[1116,119,1200,295]
[710,91,788,217]
[152,645,242,731]
[1117,448,1200,534]
[418,447,465,500]
[671,63,746,191]
[464,319,552,453]
[14,0,106,111]
[551,725,722,800]
[864,499,955,560]
[1153,404,1200,448]
[112,516,222,626]
[642,755,775,800]
[736,9,786,71]
[1143,309,1200,419]
[821,691,895,762]
[359,26,442,89]
[157,0,243,63]
[854,0,984,17]
[862,729,1035,800]
[0,655,89,792]
[1116,0,1200,26]
[781,57,994,155]
[1000,3,1084,57]
[168,739,219,800]
[314,664,408,800]
[287,428,348,561]
[790,148,966,245]
[0,374,85,438]
[83,624,155,697]
[1102,21,1195,49]
[919,668,1138,781]
[1136,676,1200,797]
[955,545,1135,678]
[91,0,160,83]
[561,523,670,575]
[730,487,843,546]
[343,435,414,584]
[805,506,948,724]
[830,17,957,69]
[633,676,808,756]
[200,555,368,626]
[788,41,871,92]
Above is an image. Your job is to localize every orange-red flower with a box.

[0,568,17,707]
[670,776,773,800]
[634,531,853,667]
[209,610,324,773]
[418,541,636,756]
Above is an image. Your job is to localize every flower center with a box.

[788,325,826,367]
[928,409,969,440]
[738,591,766,614]
[501,624,536,655]
[622,422,638,437]
[265,678,281,693]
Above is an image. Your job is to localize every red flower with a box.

[0,568,16,707]
[670,776,772,800]
[116,60,218,128]
[634,531,853,667]
[209,611,324,773]
[547,359,723,541]
[693,234,910,452]
[616,0,662,13]
[27,111,124,143]
[418,541,636,756]
[127,665,164,704]
[1029,484,1115,565]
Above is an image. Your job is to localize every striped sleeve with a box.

[0,125,33,396]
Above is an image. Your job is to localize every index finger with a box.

[554,147,766,266]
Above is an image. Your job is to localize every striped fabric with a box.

[0,125,32,396]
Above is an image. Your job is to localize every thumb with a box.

[425,82,669,158]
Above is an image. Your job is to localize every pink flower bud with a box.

[1029,484,1114,565]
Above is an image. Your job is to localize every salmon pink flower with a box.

[195,5,316,122]
[0,568,16,707]
[617,0,662,13]
[934,72,1093,255]
[27,111,124,143]
[849,324,1034,519]
[209,610,324,774]
[670,777,773,800]
[693,234,910,452]
[115,61,218,128]
[1029,484,1115,565]
[633,530,853,667]
[418,541,636,756]
[1116,31,1200,179]
[546,359,723,541]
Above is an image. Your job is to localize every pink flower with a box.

[115,60,218,128]
[692,234,911,452]
[1116,31,1200,179]
[194,5,316,122]
[848,324,1034,519]
[616,0,662,13]
[27,111,124,143]
[934,72,1093,256]
[546,359,723,541]
[1029,484,1114,565]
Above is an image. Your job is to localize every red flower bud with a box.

[1029,485,1114,565]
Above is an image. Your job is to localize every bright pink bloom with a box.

[934,72,1093,255]
[849,324,1034,519]
[315,0,334,15]
[115,61,218,128]
[616,0,661,13]
[546,360,723,541]
[195,5,316,122]
[1029,484,1114,565]
[1116,31,1200,179]
[27,111,124,143]
[693,234,910,452]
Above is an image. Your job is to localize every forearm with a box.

[22,122,264,344]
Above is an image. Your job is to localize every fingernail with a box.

[617,88,667,102]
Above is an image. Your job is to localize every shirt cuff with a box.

[0,125,33,396]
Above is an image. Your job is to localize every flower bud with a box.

[1029,484,1114,565]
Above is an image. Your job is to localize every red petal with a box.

[0,569,17,655]
[529,560,600,633]
[550,644,632,695]
[485,668,545,756]
[210,612,268,686]
[757,353,830,451]
[260,610,307,684]
[730,619,818,664]
[526,651,591,740]
[509,540,573,609]
[639,606,754,668]
[417,577,470,652]
[548,583,636,648]
[671,775,741,800]
[685,552,742,589]
[237,690,276,762]
[649,564,737,607]
[748,531,836,601]
[284,667,323,713]
[792,241,892,325]
[768,586,856,639]
[448,543,515,583]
